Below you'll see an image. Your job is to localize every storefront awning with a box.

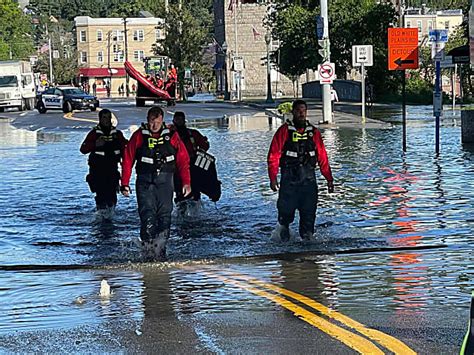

[79,67,127,77]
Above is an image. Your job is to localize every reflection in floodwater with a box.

[1,115,474,335]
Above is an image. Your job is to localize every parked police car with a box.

[36,86,99,114]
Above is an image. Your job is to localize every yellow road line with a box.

[217,270,416,355]
[201,271,384,354]
[63,108,102,123]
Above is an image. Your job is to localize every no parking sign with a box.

[318,62,335,84]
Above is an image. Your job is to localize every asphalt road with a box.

[0,98,264,131]
[0,99,468,353]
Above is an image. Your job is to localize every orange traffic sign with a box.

[388,28,419,70]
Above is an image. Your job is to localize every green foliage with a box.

[270,1,398,97]
[154,5,207,79]
[271,5,318,79]
[277,101,292,114]
[405,72,433,104]
[0,0,34,60]
[34,53,78,84]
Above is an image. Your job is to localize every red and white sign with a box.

[318,62,335,84]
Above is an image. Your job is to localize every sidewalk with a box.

[237,98,392,129]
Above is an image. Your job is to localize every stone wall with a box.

[214,0,314,98]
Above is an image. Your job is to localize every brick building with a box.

[74,16,164,95]
[213,0,313,98]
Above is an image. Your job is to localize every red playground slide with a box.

[124,61,173,101]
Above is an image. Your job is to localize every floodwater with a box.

[1,106,473,344]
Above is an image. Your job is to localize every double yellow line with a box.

[196,268,415,354]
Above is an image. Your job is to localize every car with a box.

[36,86,99,114]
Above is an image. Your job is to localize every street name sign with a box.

[429,29,449,43]
[388,28,419,70]
[352,45,373,67]
[318,62,335,84]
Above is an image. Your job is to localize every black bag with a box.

[191,150,221,202]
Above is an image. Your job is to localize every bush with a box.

[277,102,292,114]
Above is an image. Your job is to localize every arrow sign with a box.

[395,58,415,66]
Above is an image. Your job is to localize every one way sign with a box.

[352,45,373,67]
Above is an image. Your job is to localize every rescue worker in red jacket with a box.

[170,111,210,202]
[267,99,334,241]
[80,109,128,212]
[121,106,191,260]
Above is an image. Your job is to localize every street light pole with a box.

[222,41,230,101]
[264,32,274,104]
[123,17,130,97]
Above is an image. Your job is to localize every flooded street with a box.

[0,105,472,353]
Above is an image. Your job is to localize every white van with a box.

[0,61,36,112]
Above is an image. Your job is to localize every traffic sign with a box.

[233,56,244,71]
[431,42,446,61]
[318,62,335,84]
[429,29,449,43]
[439,55,455,68]
[352,45,373,67]
[433,91,443,116]
[388,28,419,70]
[316,16,324,39]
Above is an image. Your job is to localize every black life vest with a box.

[89,125,122,166]
[279,120,317,169]
[136,123,176,175]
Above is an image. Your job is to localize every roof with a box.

[74,16,164,27]
[79,67,127,77]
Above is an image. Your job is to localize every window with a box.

[97,30,103,42]
[113,51,124,62]
[80,52,87,63]
[417,20,422,32]
[133,29,144,41]
[134,50,145,61]
[428,20,433,31]
[80,30,86,42]
[406,20,411,28]
[445,21,450,30]
[155,29,162,41]
[112,30,124,42]
[97,51,103,63]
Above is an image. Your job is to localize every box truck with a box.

[0,61,36,112]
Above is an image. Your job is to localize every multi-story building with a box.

[213,0,314,98]
[403,8,463,45]
[74,16,164,95]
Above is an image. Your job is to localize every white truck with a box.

[0,61,36,112]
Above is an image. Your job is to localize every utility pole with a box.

[107,31,111,90]
[123,17,130,97]
[45,23,53,84]
[320,0,332,123]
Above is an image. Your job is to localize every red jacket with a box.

[267,123,333,183]
[121,125,191,186]
[80,127,128,155]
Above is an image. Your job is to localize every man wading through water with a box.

[121,106,191,260]
[80,109,128,218]
[267,99,334,241]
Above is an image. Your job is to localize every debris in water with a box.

[99,279,111,297]
[73,296,86,305]
[135,329,142,336]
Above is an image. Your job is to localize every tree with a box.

[154,4,208,97]
[0,0,34,60]
[270,4,318,95]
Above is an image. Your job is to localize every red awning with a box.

[79,67,127,77]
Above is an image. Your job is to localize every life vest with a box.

[136,123,176,175]
[279,120,317,169]
[89,125,122,165]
